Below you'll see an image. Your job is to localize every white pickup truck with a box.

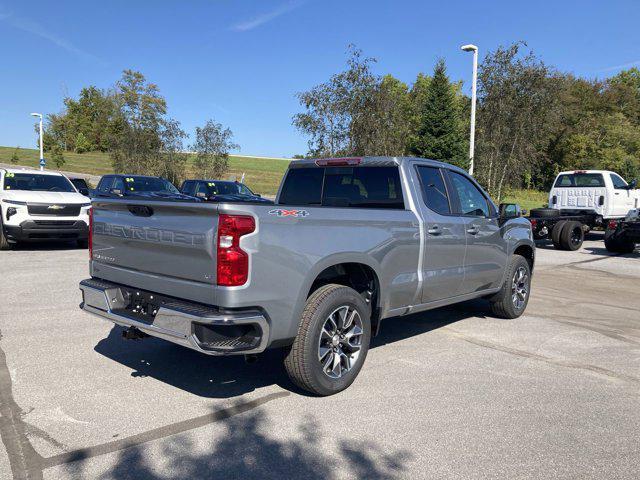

[529,170,640,250]
[0,168,92,249]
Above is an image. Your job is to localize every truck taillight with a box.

[530,219,537,228]
[217,214,255,286]
[608,220,618,230]
[88,207,93,259]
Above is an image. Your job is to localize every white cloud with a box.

[598,60,640,73]
[231,0,306,32]
[0,12,105,65]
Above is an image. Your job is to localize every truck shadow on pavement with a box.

[59,406,411,480]
[94,300,488,399]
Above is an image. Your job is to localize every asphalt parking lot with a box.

[1,233,639,480]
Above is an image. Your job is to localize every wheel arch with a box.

[289,254,383,338]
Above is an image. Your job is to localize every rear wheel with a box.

[284,284,371,396]
[551,220,567,249]
[604,229,636,253]
[489,255,531,319]
[559,221,584,251]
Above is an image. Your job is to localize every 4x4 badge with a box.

[268,208,309,218]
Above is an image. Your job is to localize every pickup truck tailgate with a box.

[91,200,218,292]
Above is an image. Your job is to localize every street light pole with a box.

[461,44,478,176]
[30,113,44,171]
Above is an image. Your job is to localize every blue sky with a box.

[1,0,638,157]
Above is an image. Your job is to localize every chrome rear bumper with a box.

[79,278,269,355]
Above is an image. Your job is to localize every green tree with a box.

[109,70,167,175]
[475,43,559,200]
[409,59,467,168]
[74,132,92,153]
[351,74,412,156]
[10,147,20,164]
[50,145,65,168]
[293,46,378,156]
[192,119,239,178]
[153,118,188,185]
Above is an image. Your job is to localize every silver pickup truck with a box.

[79,157,535,395]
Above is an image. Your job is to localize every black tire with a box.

[77,239,89,248]
[489,255,531,319]
[551,220,567,250]
[284,284,371,396]
[0,221,13,251]
[559,221,584,251]
[604,229,636,254]
[530,208,560,218]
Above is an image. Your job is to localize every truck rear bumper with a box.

[79,278,269,355]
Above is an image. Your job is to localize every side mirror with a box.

[255,193,261,197]
[499,203,522,220]
[628,179,637,189]
[110,188,123,196]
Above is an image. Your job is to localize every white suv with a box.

[0,168,91,250]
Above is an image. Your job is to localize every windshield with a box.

[3,173,76,192]
[122,176,179,194]
[554,173,605,188]
[200,181,253,196]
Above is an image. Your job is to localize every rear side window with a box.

[554,173,605,187]
[279,168,324,205]
[322,167,404,209]
[416,166,450,214]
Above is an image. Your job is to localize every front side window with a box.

[449,172,490,217]
[416,166,450,215]
[610,174,628,189]
[3,173,75,192]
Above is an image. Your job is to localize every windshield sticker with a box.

[6,172,15,178]
[125,177,134,182]
[269,208,309,218]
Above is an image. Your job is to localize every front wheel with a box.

[489,255,531,319]
[284,284,371,396]
[0,222,13,250]
[604,229,636,254]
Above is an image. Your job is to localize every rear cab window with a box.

[279,166,404,209]
[554,173,605,187]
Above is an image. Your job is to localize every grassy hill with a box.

[0,146,290,195]
[0,146,547,208]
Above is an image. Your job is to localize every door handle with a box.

[427,225,441,235]
[467,225,480,235]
